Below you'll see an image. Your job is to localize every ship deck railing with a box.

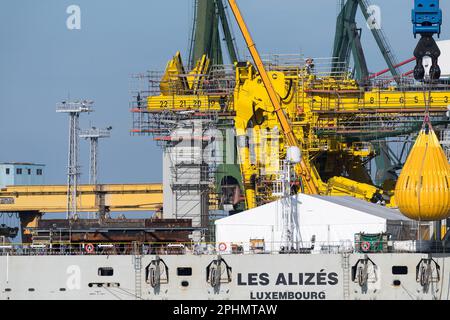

[0,240,448,256]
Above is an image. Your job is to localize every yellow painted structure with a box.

[143,1,450,211]
[395,127,450,221]
[0,184,163,213]
[147,53,450,209]
[228,0,320,199]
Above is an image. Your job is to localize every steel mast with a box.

[80,126,112,185]
[56,100,93,219]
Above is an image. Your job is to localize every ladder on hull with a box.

[341,252,351,300]
[133,242,142,300]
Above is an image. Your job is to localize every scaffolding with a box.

[130,65,237,240]
[130,65,235,145]
[263,56,450,138]
[130,52,450,224]
[255,55,351,80]
[159,117,224,241]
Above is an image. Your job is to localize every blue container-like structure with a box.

[412,0,442,37]
[0,162,45,188]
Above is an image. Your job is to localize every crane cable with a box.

[415,82,433,227]
[421,82,432,127]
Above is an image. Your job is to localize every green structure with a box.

[332,0,409,189]
[332,0,400,82]
[355,233,390,253]
[188,0,243,214]
[188,0,239,68]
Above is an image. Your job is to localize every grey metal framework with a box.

[129,65,237,241]
[56,100,93,219]
[80,127,112,185]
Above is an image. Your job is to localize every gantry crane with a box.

[332,0,401,82]
[0,183,163,240]
[135,0,450,212]
[188,0,239,68]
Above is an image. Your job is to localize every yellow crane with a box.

[140,2,450,211]
[227,0,320,196]
[0,183,163,233]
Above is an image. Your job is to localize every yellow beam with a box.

[227,0,320,194]
[147,95,222,111]
[0,184,163,213]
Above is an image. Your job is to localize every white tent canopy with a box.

[215,194,412,253]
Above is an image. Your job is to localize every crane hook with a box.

[413,34,441,81]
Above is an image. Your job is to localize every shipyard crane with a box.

[332,1,416,188]
[227,0,321,196]
[137,0,450,213]
[0,183,163,241]
[188,0,239,68]
[333,0,443,82]
[412,0,442,80]
[226,0,387,201]
[332,0,401,82]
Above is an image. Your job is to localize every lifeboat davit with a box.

[395,124,450,221]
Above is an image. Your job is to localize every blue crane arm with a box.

[412,0,442,37]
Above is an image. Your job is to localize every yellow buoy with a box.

[395,125,450,221]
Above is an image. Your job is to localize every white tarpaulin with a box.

[215,194,412,253]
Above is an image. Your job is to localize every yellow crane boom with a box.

[227,0,320,194]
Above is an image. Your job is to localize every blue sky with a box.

[1,0,449,185]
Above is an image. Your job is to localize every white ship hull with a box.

[1,252,448,300]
